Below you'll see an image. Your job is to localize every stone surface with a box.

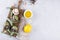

[1,0,60,40]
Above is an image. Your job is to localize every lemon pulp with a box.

[24,10,32,18]
[23,24,32,33]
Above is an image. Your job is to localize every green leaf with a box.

[7,29,11,33]
[14,16,18,20]
[10,32,14,36]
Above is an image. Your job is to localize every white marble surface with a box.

[0,0,60,40]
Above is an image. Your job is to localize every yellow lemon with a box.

[24,9,33,19]
[23,24,32,33]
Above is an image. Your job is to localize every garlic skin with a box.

[12,9,19,15]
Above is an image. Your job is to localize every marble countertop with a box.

[0,0,60,40]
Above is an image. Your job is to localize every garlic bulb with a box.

[12,9,19,15]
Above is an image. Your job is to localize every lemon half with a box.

[24,9,33,19]
[23,24,32,33]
